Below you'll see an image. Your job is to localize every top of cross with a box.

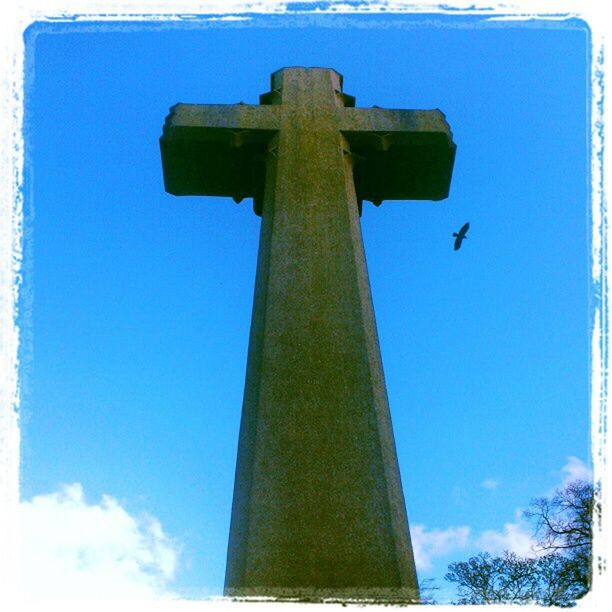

[160,67,455,215]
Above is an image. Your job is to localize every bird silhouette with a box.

[453,222,470,251]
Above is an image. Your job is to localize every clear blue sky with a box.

[19,12,591,601]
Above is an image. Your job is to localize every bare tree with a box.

[526,479,597,596]
[444,480,596,606]
[418,578,440,605]
[526,480,594,549]
[445,552,540,605]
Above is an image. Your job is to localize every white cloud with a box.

[20,483,180,600]
[481,478,499,490]
[414,457,593,577]
[411,524,470,571]
[560,456,592,486]
[476,512,539,558]
[474,457,592,559]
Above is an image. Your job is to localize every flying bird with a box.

[453,222,470,251]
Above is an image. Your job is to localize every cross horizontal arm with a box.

[163,103,281,132]
[160,103,280,201]
[339,107,452,136]
[340,107,456,204]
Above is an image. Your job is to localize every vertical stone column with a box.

[224,68,419,602]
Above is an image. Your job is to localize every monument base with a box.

[224,585,420,604]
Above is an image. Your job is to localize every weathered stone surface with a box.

[159,67,456,602]
[160,67,455,214]
[160,104,278,203]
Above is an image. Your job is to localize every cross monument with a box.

[160,67,455,602]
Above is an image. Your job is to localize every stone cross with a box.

[160,67,455,602]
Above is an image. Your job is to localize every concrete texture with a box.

[160,67,456,602]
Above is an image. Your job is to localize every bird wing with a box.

[454,235,462,250]
[459,222,470,237]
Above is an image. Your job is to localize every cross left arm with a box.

[160,103,280,203]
